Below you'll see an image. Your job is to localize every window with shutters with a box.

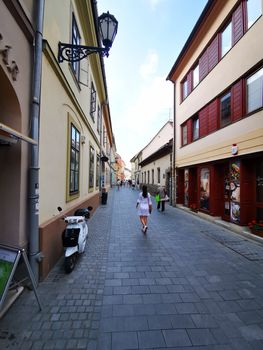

[147,171,150,184]
[232,3,244,44]
[182,79,188,100]
[199,50,208,81]
[192,116,199,141]
[232,80,243,121]
[220,92,231,127]
[246,67,263,113]
[152,169,154,184]
[246,0,262,29]
[89,145,95,190]
[69,123,80,194]
[96,154,100,188]
[199,106,208,138]
[71,14,81,80]
[97,106,101,133]
[90,82,96,120]
[208,100,218,133]
[193,64,199,88]
[208,35,219,71]
[221,22,232,57]
[182,124,187,146]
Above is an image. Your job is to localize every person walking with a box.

[136,185,152,234]
[157,184,167,212]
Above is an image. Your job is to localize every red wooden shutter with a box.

[232,3,244,45]
[199,106,208,137]
[187,119,192,144]
[208,100,218,133]
[232,80,243,121]
[208,35,219,71]
[199,50,208,81]
[187,71,192,95]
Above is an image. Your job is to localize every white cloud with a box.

[147,0,163,11]
[139,51,159,79]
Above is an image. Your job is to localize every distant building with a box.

[115,153,125,181]
[167,0,263,227]
[130,121,173,195]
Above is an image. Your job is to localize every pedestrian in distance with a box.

[116,179,120,191]
[156,184,167,212]
[136,185,152,234]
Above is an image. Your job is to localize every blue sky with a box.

[98,0,208,168]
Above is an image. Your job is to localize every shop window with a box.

[89,145,95,190]
[71,14,80,80]
[256,160,263,222]
[246,0,262,29]
[184,169,189,206]
[221,22,232,57]
[220,91,231,127]
[192,116,199,141]
[182,124,187,146]
[193,64,199,88]
[70,123,80,194]
[246,67,263,113]
[200,168,210,211]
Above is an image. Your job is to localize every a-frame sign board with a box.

[0,244,42,313]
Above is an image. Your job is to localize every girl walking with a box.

[136,185,152,233]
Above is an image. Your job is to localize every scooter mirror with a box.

[87,206,93,211]
[57,206,62,212]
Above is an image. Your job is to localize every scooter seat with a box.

[65,216,84,224]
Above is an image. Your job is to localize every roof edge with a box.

[166,0,215,82]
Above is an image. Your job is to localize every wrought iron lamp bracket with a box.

[58,42,109,63]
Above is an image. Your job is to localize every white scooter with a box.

[58,206,93,273]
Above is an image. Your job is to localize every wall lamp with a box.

[58,11,118,63]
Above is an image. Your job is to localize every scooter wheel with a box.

[65,255,75,273]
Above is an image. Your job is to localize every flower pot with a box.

[251,228,263,237]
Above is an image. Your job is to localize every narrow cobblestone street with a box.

[1,187,263,349]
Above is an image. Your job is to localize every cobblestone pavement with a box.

[1,187,263,349]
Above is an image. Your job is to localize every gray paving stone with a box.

[112,331,138,350]
[3,189,263,349]
[187,328,217,346]
[163,329,192,347]
[138,330,165,348]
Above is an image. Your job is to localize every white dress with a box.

[137,193,152,216]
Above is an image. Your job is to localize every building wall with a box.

[0,0,33,247]
[38,0,112,279]
[141,154,171,188]
[142,122,173,160]
[175,0,263,167]
[169,0,263,227]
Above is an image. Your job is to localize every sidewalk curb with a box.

[176,204,263,245]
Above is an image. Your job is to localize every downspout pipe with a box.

[172,81,177,207]
[28,0,45,283]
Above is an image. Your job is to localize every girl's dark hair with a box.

[142,185,147,198]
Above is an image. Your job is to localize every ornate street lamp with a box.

[58,11,118,63]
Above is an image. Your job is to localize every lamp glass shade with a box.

[98,11,118,50]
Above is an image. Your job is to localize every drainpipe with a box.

[28,0,45,283]
[172,81,177,207]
